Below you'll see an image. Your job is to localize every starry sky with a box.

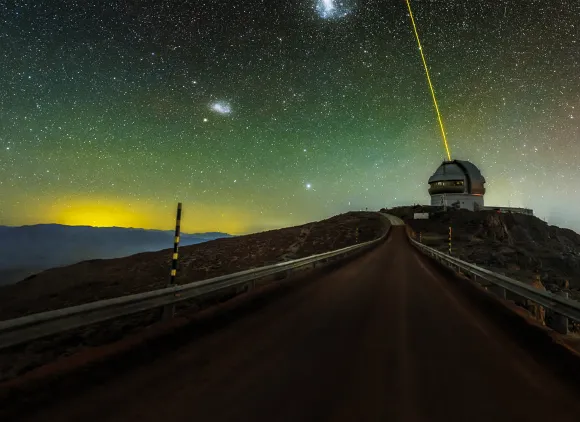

[1,0,579,234]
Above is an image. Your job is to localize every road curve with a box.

[15,227,580,421]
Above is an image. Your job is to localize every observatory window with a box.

[432,181,464,187]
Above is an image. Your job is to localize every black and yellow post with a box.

[169,202,182,285]
[448,226,452,255]
[162,202,182,320]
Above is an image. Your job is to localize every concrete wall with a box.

[484,206,534,216]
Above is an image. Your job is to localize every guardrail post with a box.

[552,291,569,334]
[488,284,506,300]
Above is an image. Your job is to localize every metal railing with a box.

[0,223,391,350]
[410,237,580,332]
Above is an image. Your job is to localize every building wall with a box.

[430,194,484,211]
[483,206,534,216]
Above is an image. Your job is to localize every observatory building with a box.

[428,160,486,211]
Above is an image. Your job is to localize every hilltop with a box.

[384,206,580,291]
[0,212,387,320]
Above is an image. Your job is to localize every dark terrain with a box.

[0,212,386,382]
[3,226,580,422]
[385,206,580,292]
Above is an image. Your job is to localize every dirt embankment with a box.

[385,206,580,288]
[0,212,385,321]
[0,212,387,383]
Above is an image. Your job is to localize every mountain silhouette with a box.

[0,224,231,286]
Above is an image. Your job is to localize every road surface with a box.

[16,227,580,421]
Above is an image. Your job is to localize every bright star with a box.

[306,183,312,190]
[210,101,232,115]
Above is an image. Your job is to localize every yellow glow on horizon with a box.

[53,200,154,229]
[41,198,255,235]
[406,0,452,161]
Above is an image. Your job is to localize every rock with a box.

[498,247,516,255]
[387,207,580,289]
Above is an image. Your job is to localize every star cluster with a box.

[210,101,233,115]
[316,0,351,19]
[0,1,579,234]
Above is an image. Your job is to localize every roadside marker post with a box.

[448,226,452,256]
[169,202,182,285]
[162,202,182,320]
[553,291,570,334]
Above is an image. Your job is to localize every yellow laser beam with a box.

[405,0,452,161]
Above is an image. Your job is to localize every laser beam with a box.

[405,0,452,161]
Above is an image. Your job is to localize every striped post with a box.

[419,232,422,243]
[162,202,182,320]
[169,202,182,286]
[448,226,452,255]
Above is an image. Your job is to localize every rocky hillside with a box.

[0,212,387,383]
[384,206,580,293]
[0,212,387,321]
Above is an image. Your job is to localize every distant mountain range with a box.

[0,225,231,286]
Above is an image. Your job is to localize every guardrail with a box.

[0,222,391,350]
[410,237,580,334]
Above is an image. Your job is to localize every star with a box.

[0,0,579,235]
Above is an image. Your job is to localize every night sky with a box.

[1,0,579,234]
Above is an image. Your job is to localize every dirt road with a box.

[15,227,580,421]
